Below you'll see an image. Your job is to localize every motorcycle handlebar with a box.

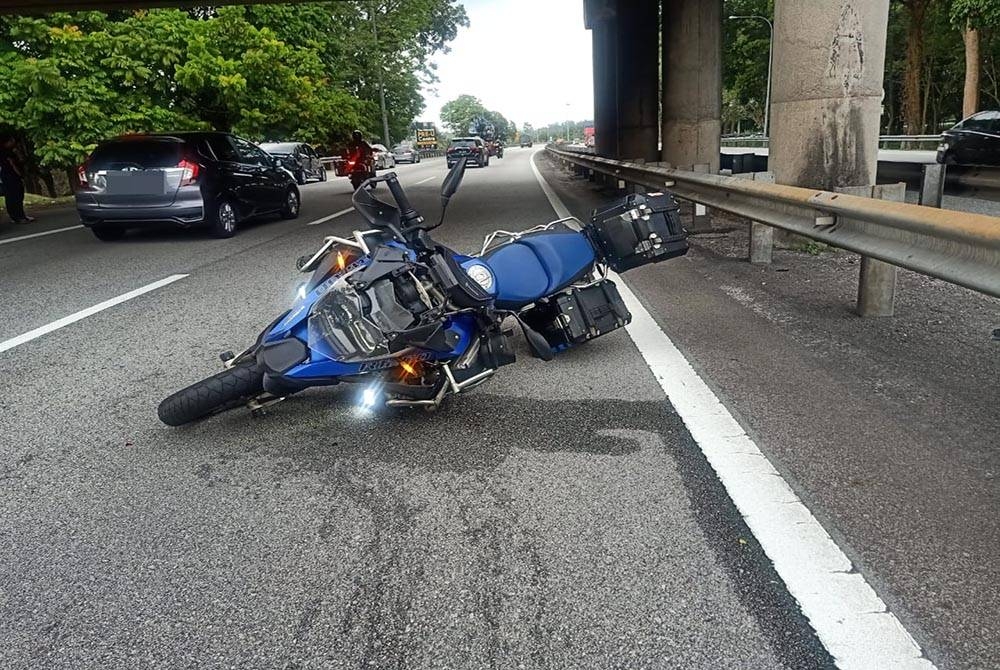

[386,173,422,229]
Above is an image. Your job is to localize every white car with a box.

[372,144,396,170]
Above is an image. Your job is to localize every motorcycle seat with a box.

[482,226,596,309]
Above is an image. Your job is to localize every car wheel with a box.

[211,199,238,238]
[319,168,327,182]
[295,170,307,186]
[91,225,125,241]
[281,187,300,219]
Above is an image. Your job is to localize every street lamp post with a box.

[370,2,392,147]
[728,14,773,137]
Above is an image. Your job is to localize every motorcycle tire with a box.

[157,361,265,426]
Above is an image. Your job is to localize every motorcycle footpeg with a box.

[219,350,235,363]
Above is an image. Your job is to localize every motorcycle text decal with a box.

[358,351,433,373]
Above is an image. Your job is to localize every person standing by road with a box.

[0,135,35,225]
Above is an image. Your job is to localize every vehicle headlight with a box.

[466,264,494,292]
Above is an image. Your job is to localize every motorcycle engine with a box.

[309,270,444,361]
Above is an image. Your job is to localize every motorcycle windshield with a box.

[308,276,390,361]
[352,186,401,229]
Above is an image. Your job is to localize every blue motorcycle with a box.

[157,158,687,426]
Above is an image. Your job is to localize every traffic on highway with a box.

[2,2,999,670]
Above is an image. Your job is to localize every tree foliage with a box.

[0,1,466,190]
[439,94,515,140]
[722,0,1000,135]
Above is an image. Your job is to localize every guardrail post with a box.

[735,171,776,264]
[627,158,647,193]
[840,183,904,318]
[919,163,945,208]
[691,163,711,230]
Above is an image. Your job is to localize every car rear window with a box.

[261,143,298,154]
[89,139,183,170]
[451,139,477,148]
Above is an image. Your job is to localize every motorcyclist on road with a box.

[344,130,376,190]
[346,130,374,167]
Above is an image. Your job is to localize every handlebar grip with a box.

[386,173,423,229]
[387,175,414,212]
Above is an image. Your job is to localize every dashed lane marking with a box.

[0,225,84,246]
[0,274,188,354]
[306,207,354,226]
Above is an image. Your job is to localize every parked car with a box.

[372,144,396,170]
[446,137,489,168]
[75,132,300,241]
[937,111,1000,166]
[260,141,327,185]
[520,137,533,148]
[391,143,421,164]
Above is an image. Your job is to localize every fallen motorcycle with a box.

[157,158,688,426]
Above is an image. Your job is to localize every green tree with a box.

[722,0,771,134]
[440,94,489,135]
[0,3,466,193]
[950,0,1000,116]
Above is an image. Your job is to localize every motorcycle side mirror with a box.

[433,157,467,229]
[441,157,467,205]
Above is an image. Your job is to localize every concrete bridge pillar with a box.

[616,0,659,161]
[587,0,619,158]
[661,0,722,172]
[770,0,890,189]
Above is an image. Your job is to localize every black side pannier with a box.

[522,280,631,350]
[585,192,688,273]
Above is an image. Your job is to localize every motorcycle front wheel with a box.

[157,361,264,426]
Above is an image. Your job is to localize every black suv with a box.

[446,137,489,168]
[76,132,301,241]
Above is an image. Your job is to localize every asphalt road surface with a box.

[0,148,986,669]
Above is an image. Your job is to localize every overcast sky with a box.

[419,0,594,129]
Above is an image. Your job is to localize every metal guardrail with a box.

[547,146,1000,300]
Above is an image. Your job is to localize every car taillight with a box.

[178,158,199,186]
[76,164,88,188]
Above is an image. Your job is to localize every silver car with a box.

[372,144,396,170]
[391,143,421,164]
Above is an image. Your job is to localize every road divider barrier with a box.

[547,145,1000,316]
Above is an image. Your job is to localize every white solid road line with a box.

[528,149,935,670]
[306,207,354,226]
[0,225,84,246]
[0,274,188,354]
